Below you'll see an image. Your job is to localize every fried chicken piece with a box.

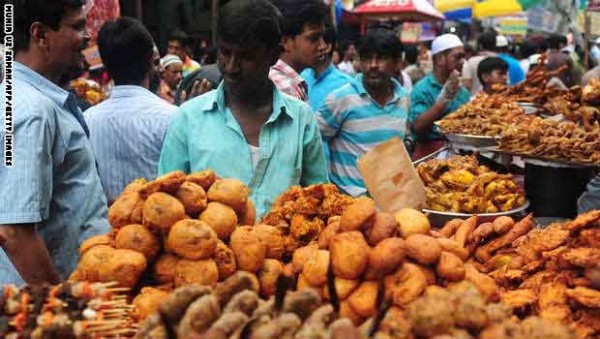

[566,287,600,308]
[561,248,600,268]
[567,210,600,232]
[578,228,600,248]
[537,283,571,323]
[501,289,537,309]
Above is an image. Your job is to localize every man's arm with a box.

[411,100,447,136]
[0,224,60,284]
[158,109,191,175]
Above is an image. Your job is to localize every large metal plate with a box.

[444,133,499,148]
[481,146,600,168]
[424,200,530,227]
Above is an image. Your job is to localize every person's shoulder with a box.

[179,89,218,115]
[412,74,432,90]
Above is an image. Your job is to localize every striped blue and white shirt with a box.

[317,74,409,197]
[85,85,178,202]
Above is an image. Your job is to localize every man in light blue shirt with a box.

[317,30,410,197]
[301,27,353,111]
[85,18,178,203]
[0,0,110,285]
[159,0,328,218]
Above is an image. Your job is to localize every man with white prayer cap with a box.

[409,33,469,158]
[159,54,184,104]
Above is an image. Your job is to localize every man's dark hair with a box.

[547,34,567,50]
[14,0,85,52]
[168,29,189,46]
[217,0,282,51]
[270,0,328,37]
[478,31,497,51]
[323,26,337,57]
[519,40,538,59]
[404,45,418,65]
[97,17,154,85]
[358,29,402,60]
[477,56,508,84]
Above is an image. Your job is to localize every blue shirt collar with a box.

[352,73,406,104]
[199,81,295,122]
[14,61,71,106]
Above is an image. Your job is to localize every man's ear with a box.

[281,36,294,54]
[30,22,48,48]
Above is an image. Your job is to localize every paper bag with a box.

[357,137,426,212]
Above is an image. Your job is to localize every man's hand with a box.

[0,224,61,285]
[437,70,461,103]
[180,79,212,104]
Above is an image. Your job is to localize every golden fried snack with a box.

[142,192,186,233]
[132,287,170,321]
[436,251,466,281]
[166,219,217,260]
[501,289,537,309]
[440,218,464,238]
[405,234,442,265]
[417,265,437,285]
[186,169,217,190]
[174,258,219,288]
[230,226,266,272]
[318,219,340,250]
[290,214,325,244]
[199,202,238,240]
[347,281,378,318]
[297,273,310,291]
[406,294,455,337]
[339,197,376,232]
[258,259,284,297]
[492,216,515,234]
[115,224,161,261]
[108,179,145,230]
[79,234,112,255]
[238,199,256,225]
[302,249,330,287]
[323,277,359,301]
[176,181,208,216]
[365,237,405,280]
[453,215,478,247]
[98,248,147,288]
[214,239,236,281]
[140,171,186,197]
[477,214,534,261]
[253,224,284,260]
[75,245,115,281]
[385,263,427,306]
[365,212,398,246]
[153,253,179,285]
[339,300,364,326]
[207,178,250,212]
[330,231,370,280]
[394,208,430,239]
[565,286,600,308]
[437,238,469,261]
[292,243,319,274]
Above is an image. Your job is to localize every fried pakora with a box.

[199,202,238,240]
[174,258,219,288]
[115,223,161,261]
[166,219,218,260]
[330,231,370,280]
[142,192,186,233]
[207,178,250,213]
[176,181,208,216]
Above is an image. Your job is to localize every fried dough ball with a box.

[238,199,256,225]
[98,249,147,288]
[339,197,376,232]
[394,208,431,239]
[115,224,161,261]
[174,258,219,287]
[365,237,405,280]
[365,212,398,246]
[292,243,319,274]
[302,250,330,287]
[199,202,238,240]
[253,224,284,260]
[297,273,310,291]
[437,238,469,262]
[130,198,145,225]
[166,219,217,260]
[405,234,442,265]
[230,226,266,272]
[140,171,186,198]
[385,263,427,306]
[132,287,170,321]
[436,251,466,281]
[79,234,112,255]
[347,281,379,318]
[207,178,250,212]
[417,265,437,285]
[330,231,370,280]
[259,259,284,297]
[214,240,237,281]
[339,300,364,326]
[318,219,340,250]
[176,181,208,216]
[153,253,179,285]
[142,192,186,233]
[108,179,145,230]
[186,169,217,190]
[76,245,115,281]
[323,278,359,301]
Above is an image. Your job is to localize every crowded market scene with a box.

[1,0,600,337]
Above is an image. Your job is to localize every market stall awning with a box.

[473,0,523,19]
[354,0,446,21]
[434,0,475,21]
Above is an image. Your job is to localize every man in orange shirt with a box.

[158,54,183,104]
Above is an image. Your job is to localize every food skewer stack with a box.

[0,281,136,338]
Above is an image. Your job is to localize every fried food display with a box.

[166,219,218,260]
[229,226,267,273]
[115,223,161,261]
[132,287,170,321]
[330,231,370,280]
[175,181,207,216]
[405,234,442,265]
[108,179,146,230]
[174,258,218,288]
[142,192,186,233]
[393,208,430,238]
[417,155,526,213]
[207,178,250,213]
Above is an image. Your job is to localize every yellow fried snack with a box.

[405,234,442,265]
[200,202,238,240]
[292,243,319,274]
[436,251,466,281]
[140,171,186,197]
[385,263,427,306]
[365,212,398,246]
[339,197,376,232]
[214,239,237,281]
[302,249,330,287]
[253,224,284,260]
[98,248,147,288]
[347,281,379,319]
[186,169,217,190]
[238,199,257,225]
[394,208,431,239]
[259,259,284,297]
[318,219,340,250]
[330,231,370,280]
[75,245,115,282]
[230,226,266,272]
[142,192,186,233]
[166,219,217,260]
[207,178,250,212]
[365,237,405,280]
[115,224,161,261]
[132,287,170,321]
[174,258,219,288]
[108,179,146,230]
[176,181,208,216]
[323,278,359,301]
[79,234,112,255]
[153,253,179,285]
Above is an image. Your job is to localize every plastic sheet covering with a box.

[473,0,523,18]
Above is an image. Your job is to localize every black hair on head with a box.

[270,0,329,37]
[477,56,508,84]
[358,29,402,60]
[218,0,283,51]
[477,31,497,51]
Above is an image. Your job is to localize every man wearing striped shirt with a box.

[317,30,410,197]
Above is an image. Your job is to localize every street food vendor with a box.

[0,0,110,285]
[409,34,469,158]
[158,0,329,219]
